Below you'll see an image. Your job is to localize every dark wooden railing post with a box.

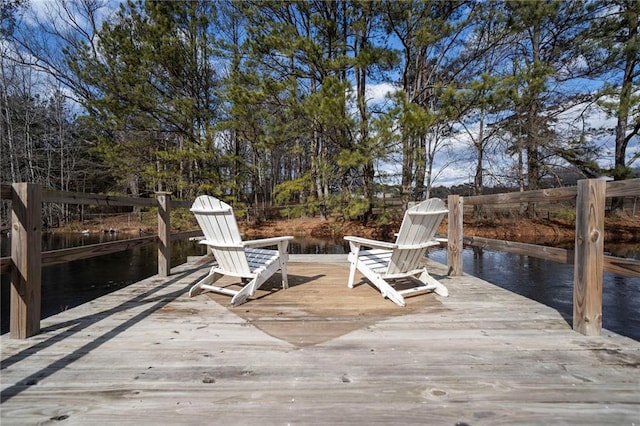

[10,183,42,339]
[157,192,171,277]
[447,194,463,276]
[573,179,606,336]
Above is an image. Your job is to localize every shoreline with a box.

[42,213,640,246]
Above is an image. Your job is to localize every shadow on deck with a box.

[1,256,639,424]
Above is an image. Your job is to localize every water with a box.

[1,234,638,340]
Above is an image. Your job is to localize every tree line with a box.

[1,0,638,225]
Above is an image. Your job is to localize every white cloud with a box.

[21,0,119,41]
[434,95,640,187]
[366,82,398,106]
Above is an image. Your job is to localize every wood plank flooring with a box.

[1,255,639,425]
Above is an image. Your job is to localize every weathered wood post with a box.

[573,179,605,336]
[157,192,171,277]
[447,194,463,276]
[10,183,42,339]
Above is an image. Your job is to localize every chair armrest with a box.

[344,236,397,250]
[243,236,294,248]
[407,209,448,216]
[398,241,441,250]
[198,239,244,249]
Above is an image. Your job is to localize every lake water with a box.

[1,234,638,340]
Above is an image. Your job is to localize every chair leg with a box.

[189,269,223,297]
[370,275,406,307]
[418,269,448,297]
[357,265,406,307]
[232,274,265,306]
[278,242,290,290]
[280,257,289,290]
[347,243,360,288]
[231,281,254,306]
[347,260,358,289]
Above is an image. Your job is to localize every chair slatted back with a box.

[191,195,251,276]
[387,198,447,275]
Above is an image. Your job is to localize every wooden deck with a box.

[1,255,639,424]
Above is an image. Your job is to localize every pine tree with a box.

[67,0,221,198]
[383,0,474,204]
[585,0,639,211]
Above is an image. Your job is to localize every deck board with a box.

[2,256,639,425]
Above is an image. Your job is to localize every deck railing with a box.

[0,183,201,339]
[446,178,640,336]
[2,179,639,339]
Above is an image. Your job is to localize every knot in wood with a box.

[590,229,600,243]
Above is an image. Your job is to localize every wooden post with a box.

[157,192,171,277]
[10,183,42,339]
[447,194,463,276]
[573,179,605,336]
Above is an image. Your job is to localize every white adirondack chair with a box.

[189,195,293,306]
[344,198,449,306]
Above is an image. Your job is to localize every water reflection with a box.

[40,229,129,252]
[1,234,638,341]
[289,237,349,254]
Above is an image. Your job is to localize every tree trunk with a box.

[414,134,426,201]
